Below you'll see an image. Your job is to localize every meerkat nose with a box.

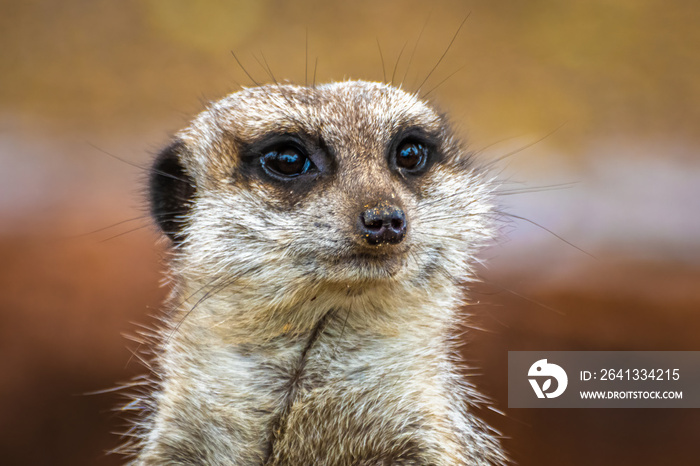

[359,203,407,245]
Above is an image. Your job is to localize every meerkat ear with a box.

[149,140,196,244]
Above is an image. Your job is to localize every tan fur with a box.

[121,81,506,465]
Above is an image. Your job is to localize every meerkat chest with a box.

[259,325,461,465]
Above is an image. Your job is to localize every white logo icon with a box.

[528,359,568,399]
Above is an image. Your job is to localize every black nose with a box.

[359,204,407,245]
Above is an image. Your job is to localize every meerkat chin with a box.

[123,80,506,465]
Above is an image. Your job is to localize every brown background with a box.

[2,1,699,465]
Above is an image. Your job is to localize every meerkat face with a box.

[149,81,494,303]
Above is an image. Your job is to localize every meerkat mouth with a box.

[334,251,408,279]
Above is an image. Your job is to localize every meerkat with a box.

[121,80,506,465]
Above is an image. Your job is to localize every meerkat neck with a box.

[167,277,462,348]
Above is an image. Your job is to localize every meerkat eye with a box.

[261,146,315,178]
[395,140,429,172]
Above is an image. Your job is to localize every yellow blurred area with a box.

[1,0,698,149]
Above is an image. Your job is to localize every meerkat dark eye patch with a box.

[238,133,329,188]
[149,140,196,244]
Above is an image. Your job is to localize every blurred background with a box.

[1,0,699,464]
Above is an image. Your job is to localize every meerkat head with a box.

[149,81,494,322]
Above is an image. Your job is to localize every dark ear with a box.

[149,140,196,244]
